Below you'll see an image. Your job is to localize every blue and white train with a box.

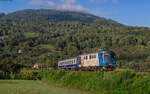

[58,49,116,70]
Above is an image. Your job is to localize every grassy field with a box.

[0,80,90,94]
[40,70,150,94]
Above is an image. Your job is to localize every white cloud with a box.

[47,1,56,7]
[61,0,77,4]
[89,0,118,4]
[30,0,56,7]
[56,4,87,12]
[29,0,87,12]
[89,0,107,3]
[28,0,118,16]
[29,0,44,6]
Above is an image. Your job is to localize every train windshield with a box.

[104,54,110,63]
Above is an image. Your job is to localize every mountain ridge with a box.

[0,9,122,27]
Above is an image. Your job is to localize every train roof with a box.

[79,52,98,56]
[79,50,110,56]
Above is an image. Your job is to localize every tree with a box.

[0,58,21,73]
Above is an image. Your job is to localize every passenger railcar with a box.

[58,58,78,69]
[58,49,116,70]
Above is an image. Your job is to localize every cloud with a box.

[28,0,118,16]
[29,0,56,7]
[89,0,107,3]
[29,0,44,6]
[56,4,87,12]
[29,0,87,12]
[47,1,56,7]
[61,0,77,4]
[89,0,118,4]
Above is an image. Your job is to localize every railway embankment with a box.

[1,70,150,94]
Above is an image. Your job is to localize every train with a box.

[58,49,116,71]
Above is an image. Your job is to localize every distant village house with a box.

[33,63,42,69]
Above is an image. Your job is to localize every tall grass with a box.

[39,70,150,94]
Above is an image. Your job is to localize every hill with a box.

[0,9,150,70]
[0,9,122,26]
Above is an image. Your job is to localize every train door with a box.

[77,56,81,67]
[98,52,104,67]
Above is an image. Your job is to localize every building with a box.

[33,63,42,69]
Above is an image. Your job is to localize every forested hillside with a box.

[0,9,150,70]
[1,9,122,26]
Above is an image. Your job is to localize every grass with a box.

[24,32,37,38]
[40,70,150,94]
[0,80,89,94]
[40,44,53,49]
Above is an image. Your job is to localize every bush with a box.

[0,72,10,79]
[0,72,39,80]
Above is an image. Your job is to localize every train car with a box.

[77,52,99,70]
[58,58,78,69]
[58,49,116,70]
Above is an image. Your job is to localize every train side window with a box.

[86,56,88,60]
[89,55,92,59]
[92,55,96,59]
[78,57,81,64]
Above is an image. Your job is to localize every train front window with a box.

[104,54,110,63]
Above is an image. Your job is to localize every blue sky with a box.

[0,0,149,27]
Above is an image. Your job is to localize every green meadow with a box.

[0,80,88,94]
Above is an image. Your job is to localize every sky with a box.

[0,0,149,27]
